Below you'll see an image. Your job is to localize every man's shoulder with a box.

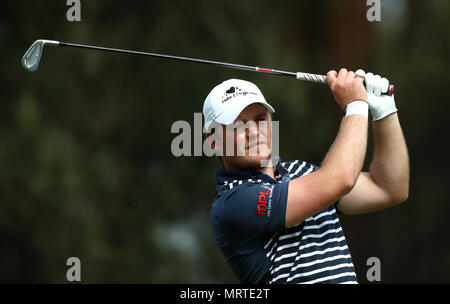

[213,181,268,204]
[278,159,320,177]
[280,159,319,168]
[213,159,319,194]
[215,173,273,194]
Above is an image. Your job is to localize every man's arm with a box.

[285,68,369,228]
[338,112,409,215]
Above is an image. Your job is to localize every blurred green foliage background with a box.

[1,0,449,283]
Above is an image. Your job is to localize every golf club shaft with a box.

[59,41,299,77]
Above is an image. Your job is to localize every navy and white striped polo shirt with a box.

[210,159,357,284]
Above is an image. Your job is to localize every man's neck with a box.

[259,163,275,179]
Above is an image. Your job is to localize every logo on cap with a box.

[222,86,257,103]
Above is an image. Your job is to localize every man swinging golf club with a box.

[204,69,409,284]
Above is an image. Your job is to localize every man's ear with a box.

[206,132,215,149]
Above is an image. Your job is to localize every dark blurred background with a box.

[0,0,449,283]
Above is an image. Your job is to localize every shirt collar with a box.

[214,156,288,184]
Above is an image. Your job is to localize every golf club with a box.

[22,39,395,95]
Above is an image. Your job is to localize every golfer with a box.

[203,69,409,284]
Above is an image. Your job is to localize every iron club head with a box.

[22,39,59,72]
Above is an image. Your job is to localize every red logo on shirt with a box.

[257,188,270,216]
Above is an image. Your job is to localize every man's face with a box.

[211,103,272,170]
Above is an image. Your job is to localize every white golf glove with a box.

[355,69,398,121]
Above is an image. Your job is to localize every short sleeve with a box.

[220,181,289,249]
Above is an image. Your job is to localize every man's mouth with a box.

[247,142,267,150]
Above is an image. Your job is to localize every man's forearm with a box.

[322,114,368,189]
[369,113,410,200]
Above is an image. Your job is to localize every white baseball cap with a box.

[202,79,275,132]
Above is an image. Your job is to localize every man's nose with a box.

[246,122,259,138]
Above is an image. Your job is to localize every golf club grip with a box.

[295,72,394,96]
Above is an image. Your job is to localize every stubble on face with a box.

[220,104,273,171]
